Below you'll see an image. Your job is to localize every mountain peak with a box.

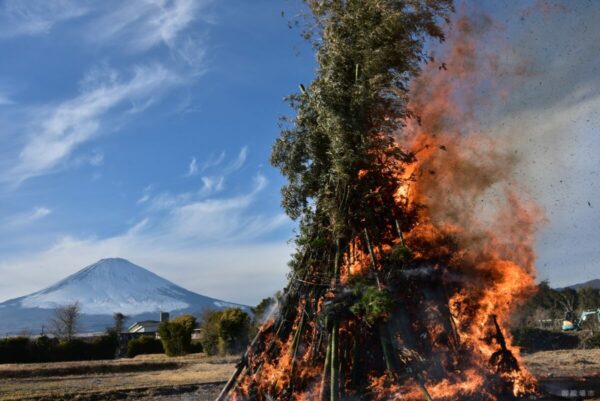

[565,278,600,290]
[97,257,132,264]
[10,258,240,316]
[84,258,145,271]
[0,259,248,334]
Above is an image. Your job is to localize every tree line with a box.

[0,298,276,364]
[512,281,600,328]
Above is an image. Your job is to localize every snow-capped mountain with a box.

[0,258,248,335]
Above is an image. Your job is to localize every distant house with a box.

[127,312,170,335]
[192,328,202,340]
[127,320,161,334]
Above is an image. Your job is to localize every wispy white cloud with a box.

[137,185,154,204]
[88,0,211,53]
[1,65,179,186]
[0,0,89,38]
[87,152,105,167]
[146,147,247,213]
[0,0,211,55]
[175,34,209,70]
[183,147,246,192]
[4,206,52,228]
[163,174,271,242]
[223,146,248,175]
[186,157,199,177]
[199,176,225,195]
[0,175,291,305]
[138,172,279,243]
[198,151,226,174]
[137,194,151,204]
[0,238,291,306]
[186,146,248,182]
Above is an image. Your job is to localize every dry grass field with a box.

[0,353,237,401]
[522,348,600,378]
[0,350,599,400]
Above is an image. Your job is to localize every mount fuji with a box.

[0,258,248,335]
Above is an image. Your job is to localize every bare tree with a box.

[113,312,127,334]
[51,302,80,341]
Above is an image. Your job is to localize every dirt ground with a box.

[1,349,599,400]
[522,348,600,378]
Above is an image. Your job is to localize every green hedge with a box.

[0,332,119,364]
[188,340,203,354]
[0,337,32,363]
[585,332,600,348]
[200,308,250,356]
[127,336,164,358]
[158,315,196,357]
[511,328,580,352]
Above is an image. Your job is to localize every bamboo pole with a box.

[215,330,261,401]
[333,237,342,286]
[322,237,343,401]
[320,321,332,401]
[350,332,360,386]
[394,219,406,248]
[339,346,346,399]
[416,377,434,401]
[379,324,396,373]
[330,321,339,401]
[289,309,306,378]
[363,229,382,289]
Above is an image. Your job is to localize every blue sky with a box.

[0,0,598,306]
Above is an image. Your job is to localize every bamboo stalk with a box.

[320,321,332,401]
[416,379,434,401]
[215,327,265,401]
[289,309,306,378]
[394,219,406,248]
[379,324,396,373]
[363,228,382,289]
[333,238,342,286]
[350,332,360,386]
[339,346,346,399]
[330,321,339,401]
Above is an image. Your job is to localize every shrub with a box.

[92,331,119,359]
[32,336,59,362]
[585,332,600,348]
[0,337,32,363]
[189,340,203,354]
[218,308,250,354]
[127,336,164,358]
[158,315,196,357]
[0,332,119,364]
[511,327,580,352]
[200,310,222,356]
[200,308,250,355]
[56,339,90,361]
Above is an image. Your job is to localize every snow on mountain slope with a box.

[14,258,241,315]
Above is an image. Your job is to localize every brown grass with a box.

[3,349,598,400]
[0,353,237,401]
[522,348,600,378]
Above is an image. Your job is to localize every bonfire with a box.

[218,1,540,400]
